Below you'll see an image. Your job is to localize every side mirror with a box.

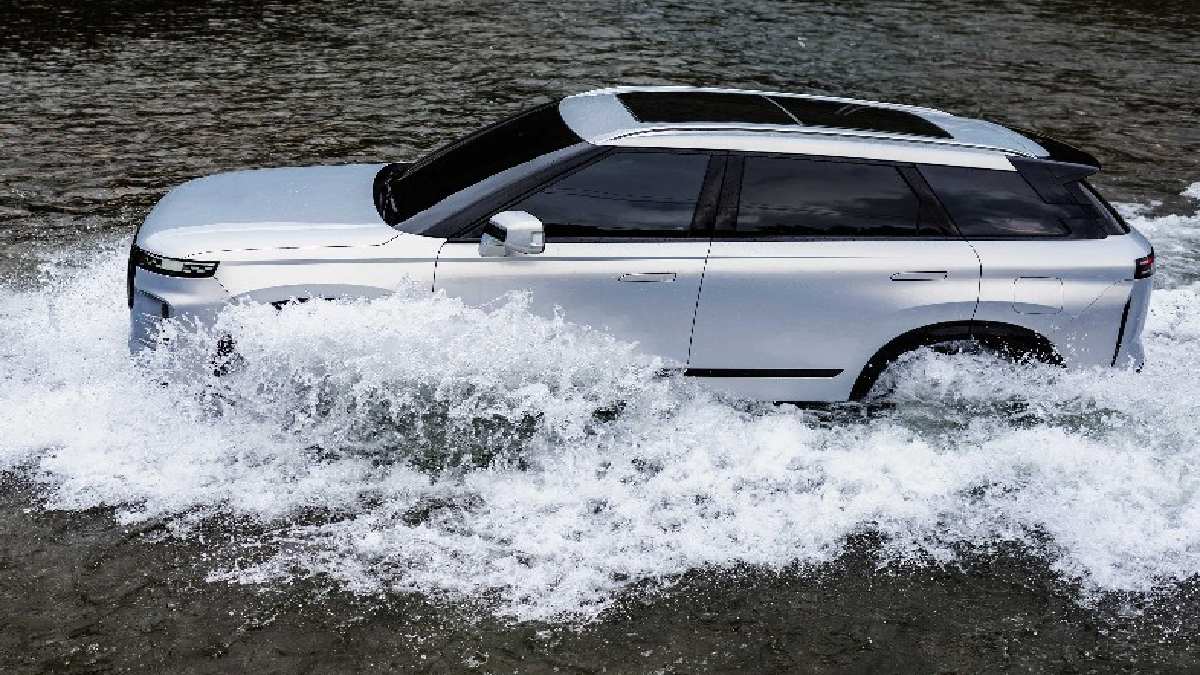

[480,211,545,258]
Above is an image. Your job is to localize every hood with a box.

[137,164,398,258]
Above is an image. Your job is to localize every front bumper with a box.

[129,267,229,352]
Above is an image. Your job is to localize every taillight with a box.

[1134,249,1155,279]
[127,245,137,308]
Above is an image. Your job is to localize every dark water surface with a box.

[2,0,1198,253]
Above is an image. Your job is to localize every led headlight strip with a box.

[133,246,219,278]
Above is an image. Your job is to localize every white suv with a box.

[129,86,1155,402]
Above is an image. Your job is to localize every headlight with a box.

[132,246,219,278]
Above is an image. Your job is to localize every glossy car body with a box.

[129,86,1154,401]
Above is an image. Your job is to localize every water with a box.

[2,0,1200,623]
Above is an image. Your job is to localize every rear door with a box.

[433,149,721,366]
[687,154,981,401]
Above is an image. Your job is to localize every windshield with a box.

[374,100,582,226]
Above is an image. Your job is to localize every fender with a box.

[849,321,1062,400]
[230,283,394,307]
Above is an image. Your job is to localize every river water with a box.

[2,0,1200,626]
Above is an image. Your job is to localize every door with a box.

[434,149,720,366]
[688,154,981,401]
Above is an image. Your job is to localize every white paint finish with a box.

[129,269,230,351]
[1116,278,1152,369]
[558,93,637,145]
[1013,277,1064,314]
[605,132,1018,170]
[689,372,859,403]
[213,231,443,298]
[433,241,709,366]
[971,231,1153,365]
[138,164,394,258]
[688,239,982,401]
[125,104,1156,402]
[132,233,443,350]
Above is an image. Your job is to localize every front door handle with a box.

[890,270,948,282]
[618,272,677,283]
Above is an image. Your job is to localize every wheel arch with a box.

[848,320,1062,400]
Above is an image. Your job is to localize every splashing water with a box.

[2,192,1200,621]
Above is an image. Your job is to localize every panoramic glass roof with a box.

[616,91,952,139]
[617,91,795,125]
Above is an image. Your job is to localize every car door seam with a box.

[685,153,729,366]
[686,237,713,367]
[431,239,446,292]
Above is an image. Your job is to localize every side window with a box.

[734,157,920,237]
[511,151,710,239]
[1075,181,1130,235]
[920,166,1071,237]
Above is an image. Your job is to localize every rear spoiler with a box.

[1012,127,1101,174]
[1007,129,1102,205]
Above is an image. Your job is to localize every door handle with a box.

[618,272,677,283]
[890,270,948,281]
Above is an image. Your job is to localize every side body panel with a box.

[688,240,981,400]
[1118,276,1153,368]
[433,241,708,365]
[970,232,1152,367]
[213,232,443,300]
[131,232,442,351]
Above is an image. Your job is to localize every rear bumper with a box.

[129,267,229,352]
[1112,277,1152,370]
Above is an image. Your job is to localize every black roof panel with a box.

[768,97,952,139]
[617,91,795,125]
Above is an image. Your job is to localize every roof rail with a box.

[607,125,1036,158]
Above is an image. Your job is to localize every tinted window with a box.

[617,92,794,125]
[512,151,710,239]
[734,157,920,237]
[921,166,1071,237]
[378,102,581,225]
[768,97,952,139]
[1077,181,1130,235]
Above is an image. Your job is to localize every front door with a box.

[688,154,981,401]
[434,149,720,366]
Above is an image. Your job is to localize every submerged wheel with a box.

[849,322,1061,401]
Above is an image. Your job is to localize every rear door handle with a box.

[890,270,948,281]
[618,272,677,283]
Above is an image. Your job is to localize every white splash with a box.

[1,200,1199,621]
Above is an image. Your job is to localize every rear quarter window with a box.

[920,166,1071,237]
[1076,181,1130,235]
